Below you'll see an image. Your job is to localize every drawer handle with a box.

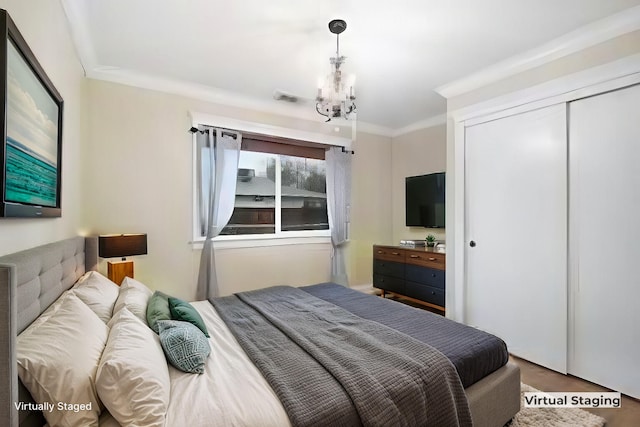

[431,291,436,295]
[409,255,419,258]
[377,250,383,254]
[432,274,436,277]
[391,252,400,255]
[428,257,436,261]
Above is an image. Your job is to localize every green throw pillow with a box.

[168,297,210,338]
[146,291,171,334]
[157,320,210,374]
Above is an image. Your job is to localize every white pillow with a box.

[31,289,74,326]
[72,271,120,323]
[17,294,108,427]
[96,307,170,427]
[121,276,152,293]
[112,277,153,325]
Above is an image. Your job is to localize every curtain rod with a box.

[189,127,238,139]
[189,127,354,154]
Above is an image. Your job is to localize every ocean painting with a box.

[5,39,59,208]
[6,136,57,206]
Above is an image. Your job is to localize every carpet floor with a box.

[507,383,606,427]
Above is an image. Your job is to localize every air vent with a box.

[273,90,299,103]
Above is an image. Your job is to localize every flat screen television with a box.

[0,10,63,218]
[405,172,445,228]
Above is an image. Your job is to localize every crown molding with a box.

[60,0,397,138]
[60,0,97,75]
[391,114,447,138]
[354,121,395,137]
[436,5,640,99]
[87,66,395,137]
[450,53,640,125]
[60,0,415,138]
[88,66,312,118]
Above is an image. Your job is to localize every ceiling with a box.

[61,0,640,133]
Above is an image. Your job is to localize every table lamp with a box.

[98,233,148,285]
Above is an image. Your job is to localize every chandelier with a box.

[316,19,356,121]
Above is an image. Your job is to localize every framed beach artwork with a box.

[0,9,63,218]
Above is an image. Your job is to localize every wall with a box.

[0,0,86,256]
[444,29,640,321]
[349,131,393,286]
[84,79,392,299]
[0,0,426,293]
[391,125,446,245]
[213,243,332,296]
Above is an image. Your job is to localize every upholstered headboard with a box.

[0,236,98,427]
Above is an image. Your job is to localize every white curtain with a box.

[325,146,352,285]
[196,128,241,301]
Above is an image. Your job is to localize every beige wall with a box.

[349,131,393,286]
[391,125,447,245]
[84,80,392,299]
[213,243,332,296]
[0,0,86,256]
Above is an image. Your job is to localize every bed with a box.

[0,237,520,427]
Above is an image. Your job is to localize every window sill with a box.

[191,234,332,250]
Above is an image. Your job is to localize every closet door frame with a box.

[448,66,640,323]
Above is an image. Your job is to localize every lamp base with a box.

[107,260,134,286]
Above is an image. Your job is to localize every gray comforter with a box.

[302,283,509,388]
[213,286,472,427]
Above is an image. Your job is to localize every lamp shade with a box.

[98,234,148,258]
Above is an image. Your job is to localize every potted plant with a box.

[425,234,437,247]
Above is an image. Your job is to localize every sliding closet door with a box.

[465,104,567,373]
[569,84,640,399]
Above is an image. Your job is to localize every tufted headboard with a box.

[0,236,98,427]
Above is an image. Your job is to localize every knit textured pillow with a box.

[157,320,210,374]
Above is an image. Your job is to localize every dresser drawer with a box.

[405,264,445,289]
[405,281,445,307]
[373,246,405,263]
[405,251,445,270]
[373,260,404,279]
[373,274,404,294]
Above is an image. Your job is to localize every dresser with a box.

[372,245,445,313]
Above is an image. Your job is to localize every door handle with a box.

[469,240,476,247]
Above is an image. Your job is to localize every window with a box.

[220,152,329,236]
[222,151,276,235]
[279,155,328,232]
[195,129,330,240]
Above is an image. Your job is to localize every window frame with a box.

[191,113,351,246]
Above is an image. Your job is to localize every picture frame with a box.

[0,9,63,218]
